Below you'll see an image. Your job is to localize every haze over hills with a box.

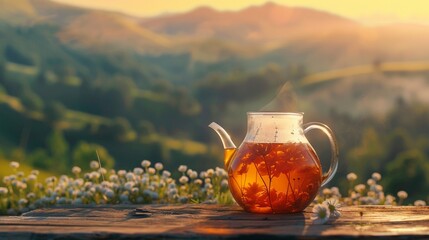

[3,0,429,66]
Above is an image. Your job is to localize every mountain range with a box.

[3,0,429,68]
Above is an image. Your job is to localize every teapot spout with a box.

[208,122,237,168]
[208,122,237,149]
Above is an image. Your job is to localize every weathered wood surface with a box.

[0,204,428,239]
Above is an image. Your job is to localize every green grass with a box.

[0,158,54,183]
[5,62,38,76]
[299,61,429,87]
[143,134,208,155]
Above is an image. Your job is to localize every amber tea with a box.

[228,142,322,213]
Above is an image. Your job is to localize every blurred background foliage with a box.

[0,0,429,202]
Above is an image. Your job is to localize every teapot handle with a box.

[303,122,339,187]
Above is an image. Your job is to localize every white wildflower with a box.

[220,179,229,190]
[346,172,357,181]
[189,171,198,179]
[194,179,203,185]
[141,160,151,168]
[354,184,365,193]
[90,171,100,180]
[371,172,382,181]
[179,176,189,184]
[159,180,166,188]
[117,170,127,177]
[179,196,188,204]
[414,200,426,206]
[367,191,376,198]
[90,161,99,170]
[168,188,178,196]
[162,170,171,178]
[109,174,119,182]
[18,198,28,206]
[31,170,39,176]
[72,166,81,175]
[124,181,135,191]
[27,174,37,182]
[178,165,187,173]
[330,187,341,197]
[141,176,149,185]
[199,171,207,179]
[206,169,214,177]
[322,188,332,195]
[397,191,408,199]
[148,168,156,175]
[74,179,84,187]
[9,161,20,170]
[133,168,144,175]
[311,203,331,224]
[26,192,36,199]
[126,172,135,181]
[215,167,227,177]
[98,168,107,175]
[131,187,139,195]
[324,198,341,217]
[19,182,27,190]
[385,194,395,205]
[3,176,10,185]
[367,179,375,186]
[155,163,163,171]
[0,187,8,195]
[374,184,383,192]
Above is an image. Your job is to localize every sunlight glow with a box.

[51,0,429,25]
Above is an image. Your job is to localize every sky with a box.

[52,0,429,25]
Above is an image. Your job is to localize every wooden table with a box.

[0,204,428,239]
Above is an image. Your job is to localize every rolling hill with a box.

[142,2,357,46]
[57,11,172,54]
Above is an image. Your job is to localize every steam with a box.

[260,82,298,112]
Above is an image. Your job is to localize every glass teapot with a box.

[209,112,339,214]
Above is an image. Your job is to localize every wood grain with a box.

[0,204,428,239]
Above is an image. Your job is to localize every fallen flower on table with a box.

[325,198,342,218]
[311,202,331,224]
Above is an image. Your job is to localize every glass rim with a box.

[247,112,304,116]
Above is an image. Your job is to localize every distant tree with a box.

[97,117,135,142]
[347,127,385,179]
[384,150,429,201]
[382,129,410,168]
[28,149,53,170]
[0,84,5,94]
[4,45,34,66]
[137,120,156,137]
[44,101,66,125]
[72,141,115,171]
[20,89,44,111]
[111,117,135,142]
[151,79,173,93]
[0,60,5,84]
[171,87,201,116]
[46,130,69,171]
